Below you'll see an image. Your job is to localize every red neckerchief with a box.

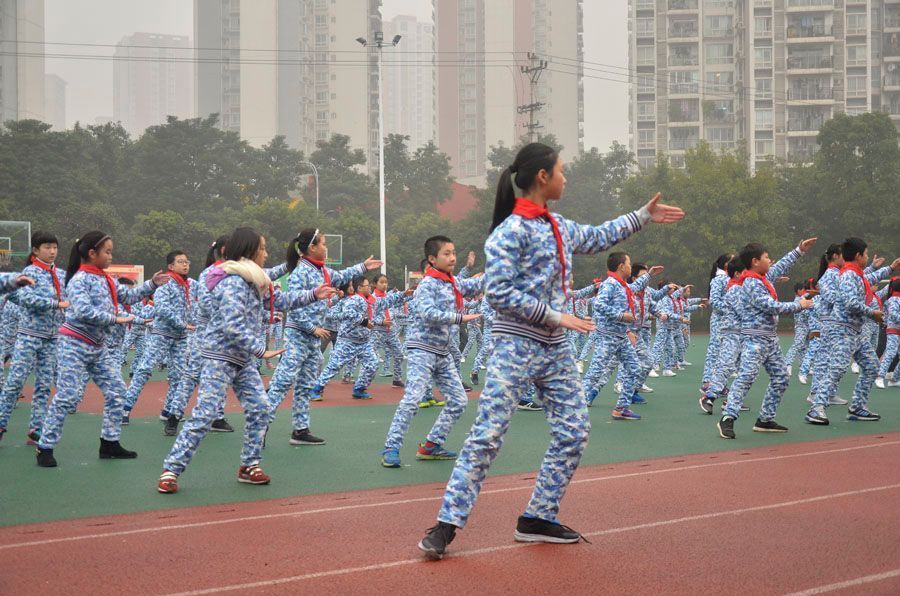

[31,258,61,299]
[726,276,743,289]
[373,288,392,322]
[607,272,635,315]
[424,266,464,311]
[124,303,132,329]
[168,272,191,309]
[79,264,118,315]
[512,198,567,298]
[303,257,331,286]
[214,260,223,267]
[828,263,840,270]
[841,262,875,306]
[740,270,777,300]
[362,293,375,320]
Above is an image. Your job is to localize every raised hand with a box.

[871,254,885,269]
[58,300,71,309]
[115,315,135,324]
[151,270,171,286]
[648,265,664,277]
[644,192,685,224]
[799,298,814,309]
[466,250,476,269]
[558,313,595,334]
[263,348,286,359]
[797,237,818,253]
[14,275,35,287]
[462,313,482,323]
[314,284,339,300]
[871,310,884,324]
[363,256,383,271]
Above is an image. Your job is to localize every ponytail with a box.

[205,235,228,268]
[817,243,841,281]
[65,230,110,287]
[287,228,319,273]
[708,252,734,295]
[490,142,559,233]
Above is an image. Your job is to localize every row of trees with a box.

[2,112,897,329]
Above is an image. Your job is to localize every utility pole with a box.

[518,52,548,142]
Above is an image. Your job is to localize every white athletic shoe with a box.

[576,361,584,374]
[798,374,808,385]
[828,395,848,406]
[875,377,886,389]
[648,369,659,378]
[851,362,860,374]
[682,361,693,366]
[888,380,900,388]
[787,365,793,377]
[662,369,677,377]
[641,384,654,393]
[806,394,814,405]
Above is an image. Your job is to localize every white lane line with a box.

[2,439,898,551]
[167,482,900,595]
[784,568,900,595]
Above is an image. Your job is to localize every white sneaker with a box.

[806,394,814,405]
[730,372,738,378]
[576,361,584,374]
[875,377,886,389]
[648,369,659,378]
[662,370,677,377]
[798,374,808,385]
[614,382,623,394]
[851,362,860,374]
[828,395,848,406]
[888,380,900,388]
[787,365,793,377]
[682,361,693,366]
[641,384,653,393]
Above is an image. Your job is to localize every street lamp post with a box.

[300,160,319,212]
[357,32,401,275]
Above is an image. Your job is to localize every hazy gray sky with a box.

[45,0,628,150]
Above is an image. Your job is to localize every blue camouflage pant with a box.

[461,324,482,360]
[0,334,57,431]
[163,358,269,475]
[472,324,494,370]
[702,315,722,385]
[317,338,378,392]
[724,335,789,421]
[267,329,321,430]
[584,334,641,408]
[815,326,877,411]
[124,334,187,412]
[785,326,810,366]
[165,330,214,418]
[651,327,678,370]
[879,335,899,378]
[437,335,590,528]
[808,322,837,401]
[799,334,820,377]
[39,336,127,448]
[707,332,742,396]
[373,326,403,378]
[674,327,687,363]
[862,321,879,351]
[578,331,598,361]
[450,329,463,372]
[384,349,469,451]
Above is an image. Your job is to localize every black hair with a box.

[793,282,805,294]
[726,257,745,278]
[28,230,59,264]
[657,280,669,290]
[607,251,629,272]
[490,142,559,232]
[372,273,388,285]
[423,235,453,270]
[890,277,900,293]
[817,243,842,281]
[166,250,186,266]
[118,277,136,286]
[738,243,768,270]
[841,237,867,263]
[224,227,262,262]
[205,235,228,268]
[336,279,354,295]
[286,227,320,272]
[709,252,734,294]
[630,262,647,282]
[65,231,111,287]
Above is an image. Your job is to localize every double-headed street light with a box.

[357,32,401,275]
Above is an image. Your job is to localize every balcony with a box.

[884,74,900,90]
[669,138,699,150]
[787,0,833,9]
[787,55,833,70]
[637,138,656,149]
[787,24,833,39]
[668,0,697,9]
[669,104,700,122]
[669,54,700,66]
[787,116,826,132]
[705,27,734,38]
[636,0,656,10]
[669,24,699,38]
[636,24,656,37]
[788,145,819,161]
[886,15,900,30]
[670,82,700,94]
[787,86,833,100]
[846,25,867,36]
[754,0,773,6]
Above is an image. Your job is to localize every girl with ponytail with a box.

[701,252,734,392]
[418,142,684,559]
[36,231,169,467]
[266,228,381,446]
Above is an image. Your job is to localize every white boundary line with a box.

[168,482,900,595]
[785,568,900,595]
[1,439,898,551]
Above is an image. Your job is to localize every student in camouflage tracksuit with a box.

[0,297,21,363]
[381,237,484,468]
[36,232,163,467]
[700,258,746,413]
[460,298,482,361]
[372,274,406,381]
[115,297,151,368]
[158,228,336,493]
[650,286,684,374]
[702,255,733,392]
[123,251,196,423]
[785,283,813,369]
[469,299,495,383]
[418,143,683,560]
[716,240,815,440]
[266,228,377,445]
[805,240,900,425]
[0,232,67,443]
[877,278,900,385]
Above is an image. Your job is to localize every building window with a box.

[755,109,773,130]
[705,43,733,65]
[847,45,867,67]
[637,45,656,66]
[754,47,773,68]
[755,16,772,36]
[755,78,773,99]
[755,139,774,156]
[846,75,867,97]
[670,70,700,94]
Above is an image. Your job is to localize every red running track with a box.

[2,433,899,595]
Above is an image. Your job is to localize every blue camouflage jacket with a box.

[592,273,651,337]
[406,274,484,355]
[9,262,67,339]
[739,248,805,337]
[337,292,406,344]
[61,272,157,347]
[831,267,889,332]
[285,259,367,335]
[151,278,197,340]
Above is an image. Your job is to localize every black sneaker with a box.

[517,401,542,412]
[699,396,714,415]
[121,414,130,426]
[36,447,57,467]
[463,383,473,393]
[211,418,235,432]
[391,379,405,389]
[513,515,586,544]
[289,428,326,445]
[418,521,458,560]
[470,371,479,385]
[99,438,138,459]
[164,414,180,437]
[717,416,735,439]
[752,418,788,433]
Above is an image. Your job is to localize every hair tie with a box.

[510,171,522,195]
[306,229,320,252]
[92,235,111,249]
[210,241,217,248]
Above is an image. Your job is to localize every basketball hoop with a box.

[0,250,12,270]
